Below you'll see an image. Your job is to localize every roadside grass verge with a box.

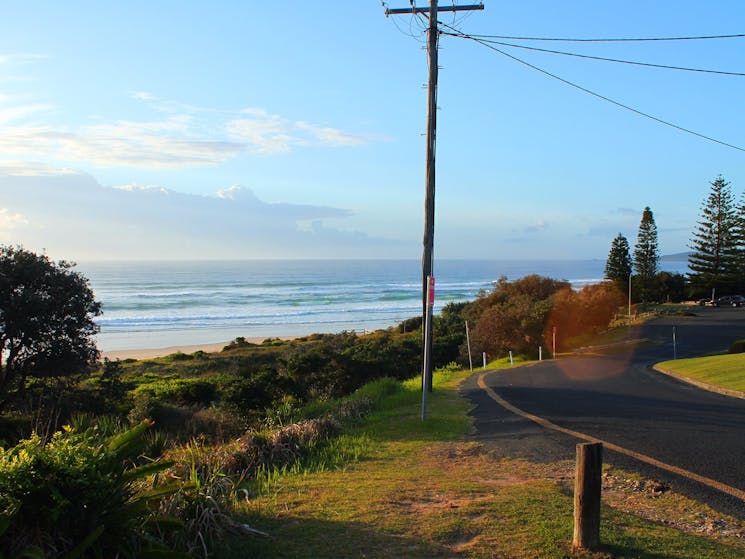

[657,353,745,392]
[217,362,745,559]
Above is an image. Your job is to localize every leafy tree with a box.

[655,272,687,303]
[688,176,740,298]
[432,301,468,366]
[604,233,632,295]
[633,207,660,303]
[548,283,625,350]
[468,275,569,358]
[0,246,102,408]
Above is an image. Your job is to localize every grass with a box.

[211,362,745,559]
[657,353,745,392]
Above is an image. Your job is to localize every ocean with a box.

[77,259,690,351]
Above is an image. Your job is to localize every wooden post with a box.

[384,1,484,395]
[573,442,603,550]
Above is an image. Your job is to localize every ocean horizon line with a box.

[84,258,690,352]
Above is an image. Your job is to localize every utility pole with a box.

[385,1,484,398]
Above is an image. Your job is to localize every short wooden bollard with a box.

[573,442,603,550]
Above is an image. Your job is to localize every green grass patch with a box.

[657,353,745,392]
[213,361,745,558]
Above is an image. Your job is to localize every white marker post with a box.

[539,346,543,361]
[482,352,486,369]
[673,326,677,360]
[509,350,513,366]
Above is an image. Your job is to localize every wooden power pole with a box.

[385,2,483,400]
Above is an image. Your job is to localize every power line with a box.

[440,32,745,77]
[458,32,745,43]
[441,24,745,153]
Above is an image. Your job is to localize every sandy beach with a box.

[101,337,296,361]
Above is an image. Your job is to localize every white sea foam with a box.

[78,259,689,351]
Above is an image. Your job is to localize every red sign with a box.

[427,276,435,306]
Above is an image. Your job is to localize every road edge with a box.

[651,364,745,401]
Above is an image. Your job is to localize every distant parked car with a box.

[697,298,714,306]
[713,295,745,307]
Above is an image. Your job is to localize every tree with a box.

[688,176,739,298]
[604,233,632,295]
[634,207,660,303]
[0,246,102,407]
[655,272,687,303]
[468,275,568,358]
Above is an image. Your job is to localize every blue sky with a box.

[0,1,743,261]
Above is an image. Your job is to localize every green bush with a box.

[0,420,184,558]
[728,339,745,354]
[132,377,218,407]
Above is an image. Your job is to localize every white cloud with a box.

[294,121,368,147]
[0,173,406,260]
[227,112,373,154]
[0,208,29,229]
[131,91,156,101]
[113,183,170,194]
[0,103,54,125]
[226,117,294,154]
[0,90,379,168]
[0,160,77,176]
[216,185,242,199]
[524,219,548,234]
[0,53,47,65]
[0,119,245,168]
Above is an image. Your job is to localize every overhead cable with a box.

[440,24,745,153]
[457,32,745,43]
[440,32,745,77]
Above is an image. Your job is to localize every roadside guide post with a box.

[573,442,603,551]
[673,326,677,360]
[421,276,435,421]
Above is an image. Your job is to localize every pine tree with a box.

[604,233,632,295]
[634,207,659,303]
[734,191,745,293]
[688,176,739,298]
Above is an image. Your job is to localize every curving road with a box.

[462,307,745,516]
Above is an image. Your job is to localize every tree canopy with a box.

[0,246,102,408]
[634,207,659,303]
[604,233,632,294]
[688,176,740,297]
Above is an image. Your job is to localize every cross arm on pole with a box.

[385,4,483,16]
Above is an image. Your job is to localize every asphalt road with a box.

[462,306,745,517]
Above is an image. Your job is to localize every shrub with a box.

[0,420,182,558]
[163,352,194,362]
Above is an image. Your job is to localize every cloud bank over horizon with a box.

[0,172,412,261]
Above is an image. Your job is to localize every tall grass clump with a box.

[158,439,267,558]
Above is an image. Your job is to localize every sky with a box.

[0,1,743,262]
